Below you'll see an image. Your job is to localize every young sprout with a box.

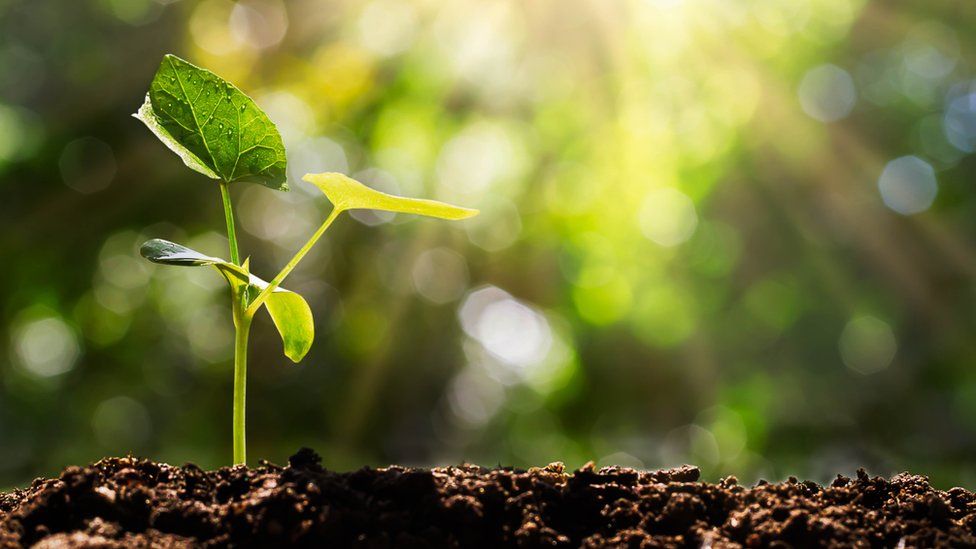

[134,55,477,465]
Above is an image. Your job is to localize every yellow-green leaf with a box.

[303,172,479,220]
[263,289,314,363]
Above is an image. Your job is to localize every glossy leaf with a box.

[133,54,288,190]
[140,238,248,283]
[140,239,314,362]
[303,172,479,220]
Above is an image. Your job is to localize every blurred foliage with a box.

[2,0,976,490]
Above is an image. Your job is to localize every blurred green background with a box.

[2,0,976,491]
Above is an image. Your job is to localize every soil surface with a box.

[1,449,974,548]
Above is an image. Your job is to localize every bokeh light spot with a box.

[446,364,505,427]
[59,137,116,194]
[412,248,469,305]
[638,188,698,247]
[0,104,43,165]
[753,0,811,36]
[92,396,152,450]
[459,286,552,369]
[464,198,522,252]
[358,0,418,57]
[698,406,747,462]
[311,43,377,108]
[662,424,720,468]
[288,137,348,191]
[185,305,234,364]
[99,0,162,25]
[239,184,317,246]
[944,87,976,153]
[433,0,522,94]
[916,114,964,167]
[839,315,897,375]
[630,285,695,348]
[902,21,959,81]
[190,0,240,56]
[798,64,857,122]
[877,155,937,215]
[230,0,288,50]
[572,276,633,326]
[436,122,525,202]
[256,91,314,147]
[12,313,81,378]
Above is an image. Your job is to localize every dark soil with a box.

[1,449,975,548]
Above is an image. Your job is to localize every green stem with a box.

[232,313,252,465]
[245,208,342,317]
[219,181,241,265]
[221,179,248,464]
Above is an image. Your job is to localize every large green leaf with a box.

[140,239,313,362]
[133,54,288,190]
[303,172,479,219]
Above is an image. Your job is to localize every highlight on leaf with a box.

[140,239,313,362]
[303,172,479,220]
[140,238,248,282]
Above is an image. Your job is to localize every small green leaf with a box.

[263,290,314,363]
[133,54,288,190]
[303,172,479,220]
[140,239,314,362]
[140,238,248,283]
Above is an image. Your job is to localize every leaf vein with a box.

[199,94,225,128]
[230,100,242,179]
[168,56,224,180]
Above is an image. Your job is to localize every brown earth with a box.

[1,448,974,548]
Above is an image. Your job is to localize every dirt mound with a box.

[1,448,974,547]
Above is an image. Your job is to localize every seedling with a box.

[134,55,477,464]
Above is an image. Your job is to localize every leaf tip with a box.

[139,238,164,260]
[301,172,339,185]
[453,207,480,220]
[161,53,184,65]
[285,333,313,363]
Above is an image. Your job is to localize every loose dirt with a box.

[1,448,974,547]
